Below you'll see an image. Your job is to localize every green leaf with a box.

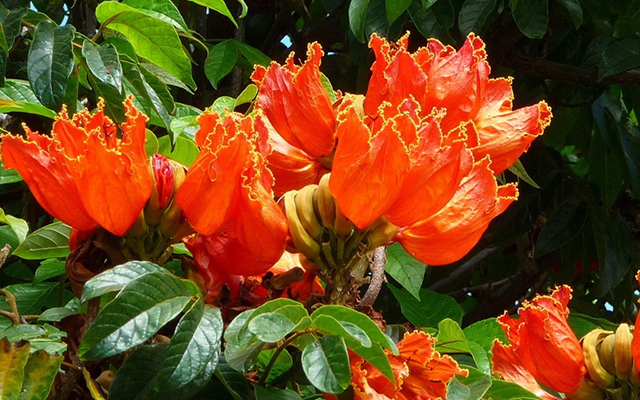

[1,7,28,49]
[145,129,160,156]
[556,0,582,29]
[205,40,238,89]
[210,96,236,115]
[535,196,587,258]
[123,0,190,32]
[386,0,411,25]
[507,159,540,189]
[613,0,640,38]
[312,315,372,348]
[467,341,491,374]
[385,243,425,300]
[0,339,31,400]
[0,79,57,118]
[121,61,175,130]
[568,312,619,339]
[388,285,463,327]
[598,39,640,81]
[310,305,396,352]
[255,348,293,384]
[458,0,497,36]
[448,368,492,400]
[483,379,541,399]
[81,261,164,302]
[157,300,223,391]
[234,42,271,67]
[33,259,66,283]
[214,357,253,400]
[436,318,470,354]
[248,313,297,343]
[253,385,302,400]
[301,336,351,394]
[235,84,258,106]
[78,57,126,122]
[0,283,57,315]
[169,116,199,141]
[109,343,168,400]
[224,310,265,372]
[0,162,23,185]
[0,22,8,86]
[79,271,192,360]
[409,0,455,40]
[17,350,63,400]
[462,318,507,352]
[186,0,238,27]
[38,298,79,322]
[27,22,75,111]
[81,41,123,92]
[95,2,196,90]
[510,0,549,39]
[349,0,369,42]
[13,222,70,260]
[158,135,199,167]
[0,209,27,245]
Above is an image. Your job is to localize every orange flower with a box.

[492,341,562,400]
[496,285,586,394]
[326,331,467,400]
[330,98,517,265]
[176,111,288,276]
[252,42,337,196]
[0,99,152,236]
[365,33,551,174]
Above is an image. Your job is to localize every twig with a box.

[428,247,499,292]
[0,289,21,325]
[447,276,513,298]
[0,244,10,269]
[356,247,386,311]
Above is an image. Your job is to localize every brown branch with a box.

[0,244,10,269]
[356,247,386,311]
[0,289,21,325]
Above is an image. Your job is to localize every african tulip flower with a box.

[496,285,586,394]
[176,111,288,276]
[252,42,337,196]
[0,99,152,236]
[365,33,552,174]
[325,330,467,400]
[329,98,517,265]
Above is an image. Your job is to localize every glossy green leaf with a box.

[214,358,253,400]
[1,7,28,50]
[253,385,302,400]
[0,339,30,400]
[301,336,351,394]
[235,84,258,106]
[145,129,160,156]
[458,0,497,36]
[0,209,27,245]
[248,313,297,343]
[386,0,411,25]
[510,0,548,39]
[467,341,491,374]
[463,318,507,352]
[210,96,236,115]
[389,285,463,327]
[109,343,168,400]
[535,196,587,258]
[39,298,81,322]
[556,0,582,29]
[121,61,175,130]
[448,368,492,400]
[123,0,189,32]
[256,348,293,384]
[363,0,387,39]
[385,243,425,300]
[157,300,223,391]
[33,259,66,283]
[96,2,196,90]
[311,305,396,352]
[436,318,470,354]
[409,0,455,39]
[598,39,640,81]
[508,159,540,189]
[81,261,164,302]
[27,22,75,111]
[0,22,8,86]
[79,271,192,360]
[235,42,270,66]
[158,135,199,167]
[483,379,541,399]
[205,40,238,89]
[1,325,47,342]
[81,41,123,92]
[349,0,369,42]
[169,116,199,141]
[17,350,63,400]
[78,56,126,121]
[0,79,57,118]
[0,283,57,315]
[224,310,265,372]
[312,314,371,348]
[13,222,70,260]
[186,0,238,27]
[0,162,23,185]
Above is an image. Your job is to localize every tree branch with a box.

[357,247,386,311]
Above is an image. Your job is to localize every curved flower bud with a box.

[252,42,337,195]
[497,285,586,394]
[1,98,153,236]
[176,112,288,276]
